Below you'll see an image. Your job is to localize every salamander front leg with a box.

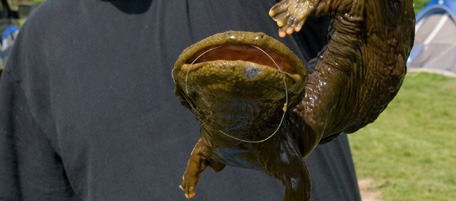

[180,138,209,199]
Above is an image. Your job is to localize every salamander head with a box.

[172,31,307,139]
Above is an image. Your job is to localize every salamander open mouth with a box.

[173,31,307,80]
[183,44,297,75]
[172,31,309,112]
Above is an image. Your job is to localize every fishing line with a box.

[219,45,289,143]
[184,44,289,143]
[185,46,223,94]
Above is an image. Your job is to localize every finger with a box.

[272,12,290,27]
[279,29,287,38]
[285,17,300,35]
[286,27,294,35]
[279,26,289,38]
[186,186,195,199]
[294,19,306,32]
[269,2,289,17]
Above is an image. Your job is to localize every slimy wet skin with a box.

[172,0,415,201]
[173,31,308,138]
[173,31,312,199]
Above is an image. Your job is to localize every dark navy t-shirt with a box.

[0,0,361,200]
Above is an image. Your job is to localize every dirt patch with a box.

[358,178,382,201]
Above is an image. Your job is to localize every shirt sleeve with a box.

[0,20,75,201]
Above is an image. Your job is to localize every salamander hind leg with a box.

[282,161,311,201]
[269,0,356,37]
[269,0,320,37]
[274,136,312,201]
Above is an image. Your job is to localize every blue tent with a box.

[416,0,456,22]
[0,25,18,68]
[407,0,456,74]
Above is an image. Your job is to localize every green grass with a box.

[414,0,430,14]
[349,72,456,201]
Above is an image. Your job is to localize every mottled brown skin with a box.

[173,32,312,200]
[172,0,415,200]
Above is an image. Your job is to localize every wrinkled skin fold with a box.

[172,0,415,200]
